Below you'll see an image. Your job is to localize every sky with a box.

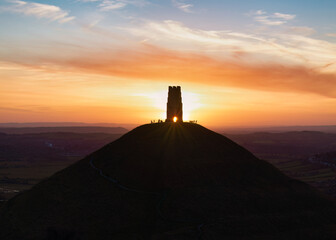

[0,0,336,128]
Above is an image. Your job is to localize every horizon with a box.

[1,0,336,127]
[2,120,336,127]
[1,121,336,133]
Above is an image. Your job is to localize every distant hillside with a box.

[0,132,124,162]
[0,123,335,239]
[219,125,336,134]
[0,122,137,129]
[226,131,336,159]
[0,126,128,134]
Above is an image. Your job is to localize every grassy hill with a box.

[0,123,335,239]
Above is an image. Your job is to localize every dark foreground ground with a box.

[0,123,336,239]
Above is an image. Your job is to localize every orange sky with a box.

[1,1,336,128]
[1,53,335,127]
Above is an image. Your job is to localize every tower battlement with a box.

[166,86,183,122]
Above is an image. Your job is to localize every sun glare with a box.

[140,90,203,121]
[173,116,177,122]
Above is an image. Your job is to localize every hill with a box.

[0,123,335,239]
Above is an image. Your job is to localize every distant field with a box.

[265,158,336,198]
[0,131,123,200]
[227,131,336,198]
[0,161,76,200]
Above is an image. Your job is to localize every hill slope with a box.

[0,123,335,239]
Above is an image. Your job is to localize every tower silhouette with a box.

[166,86,183,122]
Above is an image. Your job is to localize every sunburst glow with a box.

[142,90,203,121]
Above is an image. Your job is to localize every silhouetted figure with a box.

[166,86,183,122]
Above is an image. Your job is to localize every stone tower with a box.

[166,86,183,122]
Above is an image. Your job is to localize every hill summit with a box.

[0,123,335,239]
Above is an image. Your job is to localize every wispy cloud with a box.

[2,43,336,98]
[254,15,286,26]
[4,0,75,23]
[289,26,315,36]
[273,12,296,20]
[326,33,336,37]
[254,10,266,15]
[1,13,335,98]
[99,0,126,11]
[0,107,37,113]
[172,0,193,13]
[93,0,148,11]
[252,10,295,26]
[127,20,336,72]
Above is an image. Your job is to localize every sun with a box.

[173,116,178,122]
[140,89,202,121]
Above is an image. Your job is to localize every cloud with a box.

[1,17,335,98]
[4,0,75,23]
[99,0,126,11]
[0,107,37,113]
[254,10,266,15]
[252,10,295,26]
[172,0,193,13]
[3,44,336,98]
[254,15,285,26]
[326,33,336,37]
[127,20,336,72]
[273,12,296,20]
[94,0,148,11]
[289,26,315,36]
